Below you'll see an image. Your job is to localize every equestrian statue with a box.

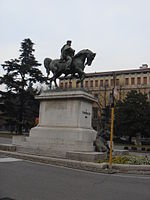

[44,40,96,88]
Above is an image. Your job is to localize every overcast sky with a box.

[0,0,150,76]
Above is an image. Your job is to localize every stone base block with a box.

[14,126,96,158]
[16,146,68,158]
[12,135,27,145]
[12,90,98,159]
[66,151,107,162]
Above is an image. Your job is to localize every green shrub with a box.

[147,148,150,152]
[128,156,150,165]
[97,155,150,165]
[112,156,129,164]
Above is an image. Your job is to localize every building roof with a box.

[60,67,150,80]
[85,67,150,78]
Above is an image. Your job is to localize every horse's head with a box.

[86,50,96,66]
[74,49,96,66]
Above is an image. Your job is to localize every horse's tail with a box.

[44,58,52,77]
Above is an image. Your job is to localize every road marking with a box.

[0,157,22,162]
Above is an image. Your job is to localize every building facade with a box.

[59,65,150,130]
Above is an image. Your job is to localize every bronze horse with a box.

[44,49,96,88]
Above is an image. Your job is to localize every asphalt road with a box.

[0,156,150,200]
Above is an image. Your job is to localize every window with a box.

[85,80,88,88]
[116,79,119,86]
[105,80,109,87]
[125,78,129,85]
[131,77,135,85]
[137,77,141,85]
[90,80,93,87]
[76,82,79,88]
[69,81,72,88]
[65,82,68,88]
[111,79,113,86]
[95,80,98,87]
[100,80,103,87]
[143,77,147,85]
[60,82,63,88]
[148,92,150,101]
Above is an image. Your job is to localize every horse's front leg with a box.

[80,73,85,88]
[76,69,85,87]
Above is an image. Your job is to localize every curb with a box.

[0,150,108,173]
[112,163,150,174]
[0,150,150,175]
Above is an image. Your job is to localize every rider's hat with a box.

[67,40,72,44]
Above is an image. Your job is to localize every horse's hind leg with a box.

[81,74,86,87]
[51,73,58,88]
[49,75,55,89]
[49,79,53,89]
[76,70,85,87]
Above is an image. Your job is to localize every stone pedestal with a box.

[14,89,97,158]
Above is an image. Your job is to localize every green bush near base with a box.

[97,156,150,165]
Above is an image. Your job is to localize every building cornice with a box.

[59,68,150,80]
[85,68,150,78]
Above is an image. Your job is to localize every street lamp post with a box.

[109,73,116,169]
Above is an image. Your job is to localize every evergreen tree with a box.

[0,38,44,134]
[115,90,150,140]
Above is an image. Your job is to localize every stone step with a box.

[66,151,107,162]
[0,144,16,151]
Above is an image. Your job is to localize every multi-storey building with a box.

[59,64,150,130]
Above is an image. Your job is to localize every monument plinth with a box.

[14,89,97,158]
